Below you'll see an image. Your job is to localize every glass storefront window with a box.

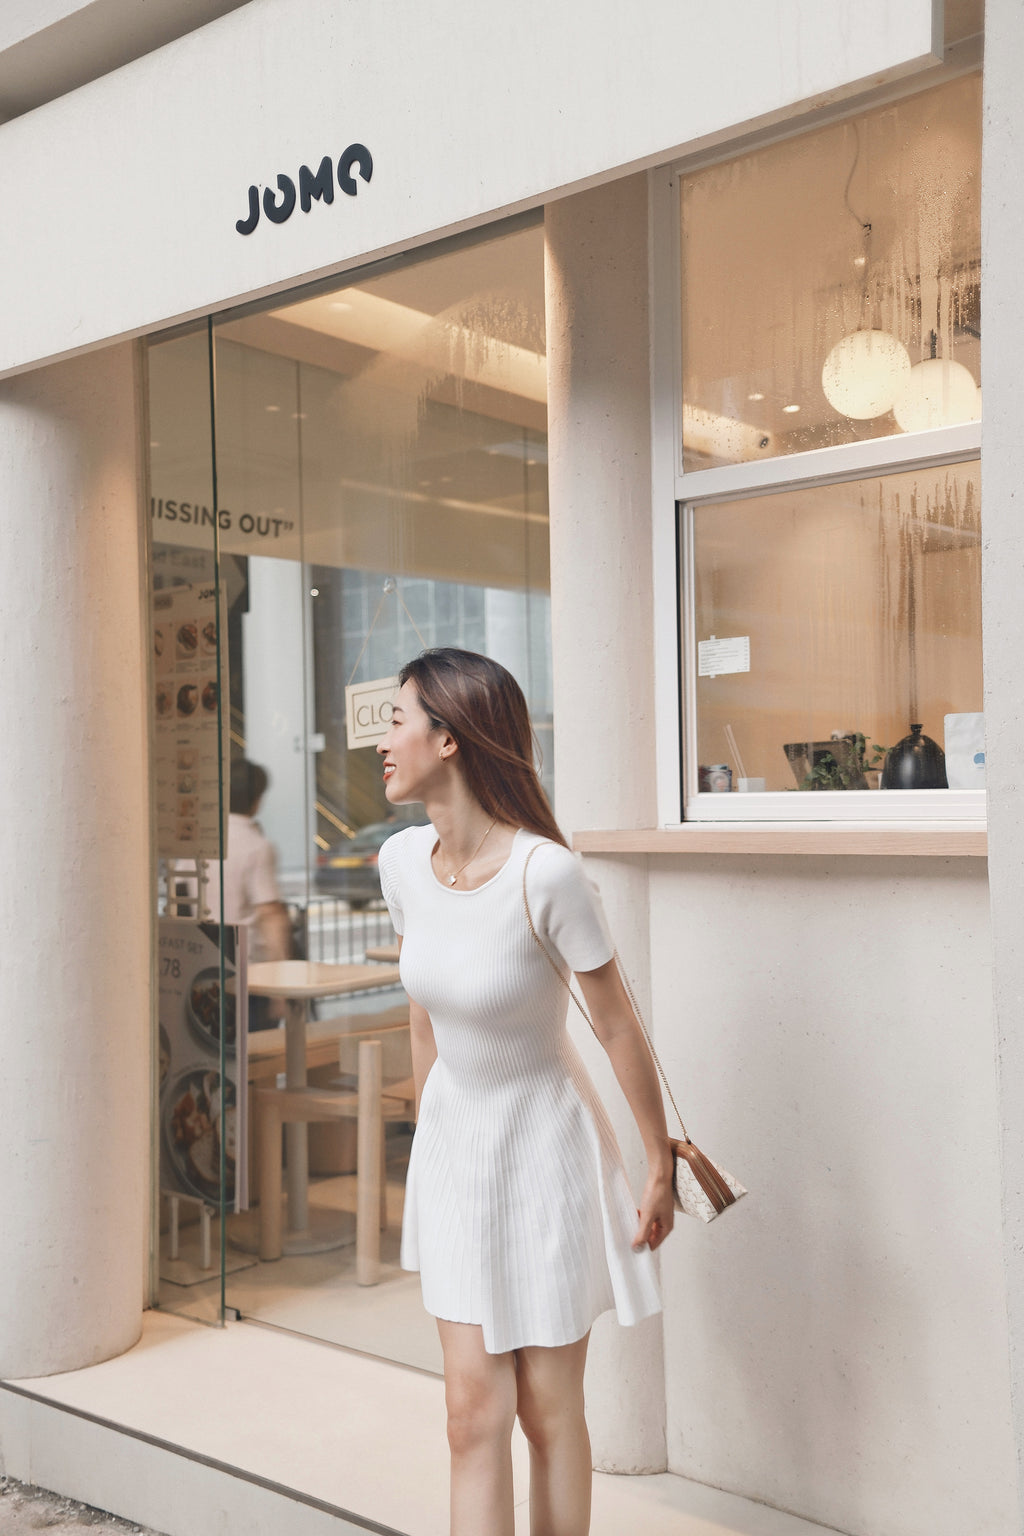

[146,217,549,1366]
[686,460,981,802]
[681,74,981,471]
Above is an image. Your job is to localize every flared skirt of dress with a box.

[401,1042,661,1354]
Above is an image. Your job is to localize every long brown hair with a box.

[399,648,568,848]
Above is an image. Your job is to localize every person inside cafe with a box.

[204,757,291,1028]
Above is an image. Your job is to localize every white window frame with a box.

[648,141,985,828]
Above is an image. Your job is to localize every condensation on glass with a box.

[691,461,981,793]
[681,75,982,470]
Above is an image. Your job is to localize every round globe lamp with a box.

[892,357,980,433]
[821,330,911,419]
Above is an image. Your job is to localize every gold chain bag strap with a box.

[522,844,747,1222]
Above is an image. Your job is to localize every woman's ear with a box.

[438,731,459,761]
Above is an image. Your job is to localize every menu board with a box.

[153,582,228,858]
[158,918,248,1211]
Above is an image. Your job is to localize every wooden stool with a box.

[257,1039,415,1285]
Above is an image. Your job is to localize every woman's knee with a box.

[514,1340,589,1452]
[445,1371,517,1458]
[515,1378,586,1452]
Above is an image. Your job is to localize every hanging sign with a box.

[346,675,398,749]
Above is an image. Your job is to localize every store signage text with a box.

[235,144,373,236]
[152,498,295,542]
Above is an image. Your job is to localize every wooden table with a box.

[365,943,400,964]
[246,960,402,1254]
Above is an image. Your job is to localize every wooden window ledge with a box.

[572,824,987,857]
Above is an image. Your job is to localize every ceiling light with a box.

[852,255,867,268]
[782,403,800,414]
[821,329,911,419]
[747,392,765,402]
[265,404,281,413]
[309,587,320,597]
[892,358,981,433]
[149,441,160,449]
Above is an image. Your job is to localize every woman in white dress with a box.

[376,648,675,1536]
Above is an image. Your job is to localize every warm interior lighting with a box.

[821,329,911,419]
[892,357,981,433]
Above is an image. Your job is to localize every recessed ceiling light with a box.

[747,392,764,402]
[309,587,320,598]
[328,300,353,312]
[782,403,801,413]
[853,255,867,268]
[265,404,281,413]
[292,411,307,421]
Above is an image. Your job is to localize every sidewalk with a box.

[3,1312,842,1536]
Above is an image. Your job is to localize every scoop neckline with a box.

[427,824,527,895]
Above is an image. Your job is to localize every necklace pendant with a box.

[448,874,457,886]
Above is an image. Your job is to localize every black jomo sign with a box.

[235,143,372,235]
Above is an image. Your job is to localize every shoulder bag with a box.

[523,844,747,1222]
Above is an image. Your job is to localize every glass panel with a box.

[195,221,548,1371]
[681,74,981,469]
[688,460,981,797]
[148,323,234,1323]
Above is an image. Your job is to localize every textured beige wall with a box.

[981,0,1024,1523]
[0,343,151,1377]
[546,166,1016,1532]
[546,173,668,1473]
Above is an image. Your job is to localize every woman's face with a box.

[377,679,452,805]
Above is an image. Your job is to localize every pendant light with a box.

[821,328,911,419]
[892,333,980,432]
[821,135,912,422]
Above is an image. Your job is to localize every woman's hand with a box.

[632,1147,676,1252]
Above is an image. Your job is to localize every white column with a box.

[545,173,668,1473]
[982,2,1024,1523]
[0,343,150,1379]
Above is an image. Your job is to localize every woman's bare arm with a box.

[398,938,437,1116]
[576,959,676,1251]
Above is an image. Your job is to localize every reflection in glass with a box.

[689,461,982,794]
[146,219,550,1371]
[681,74,981,469]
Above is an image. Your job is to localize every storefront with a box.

[3,1,1023,1533]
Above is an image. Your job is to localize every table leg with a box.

[356,1040,382,1286]
[284,997,309,1234]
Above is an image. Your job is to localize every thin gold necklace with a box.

[438,817,497,887]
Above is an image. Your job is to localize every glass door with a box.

[147,216,551,1368]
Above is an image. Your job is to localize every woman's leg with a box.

[514,1333,592,1536]
[437,1319,518,1536]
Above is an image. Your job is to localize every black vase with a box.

[881,723,948,789]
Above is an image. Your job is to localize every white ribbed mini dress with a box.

[378,823,662,1355]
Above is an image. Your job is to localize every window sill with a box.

[572,823,987,857]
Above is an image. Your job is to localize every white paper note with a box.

[698,635,750,678]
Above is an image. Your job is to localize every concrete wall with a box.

[0,344,151,1377]
[980,0,1024,1524]
[653,856,1013,1536]
[546,173,667,1472]
[546,168,1018,1533]
[0,0,937,377]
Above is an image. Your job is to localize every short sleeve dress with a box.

[378,823,662,1355]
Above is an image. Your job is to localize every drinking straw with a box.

[724,723,747,780]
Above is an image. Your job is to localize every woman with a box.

[376,648,675,1536]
